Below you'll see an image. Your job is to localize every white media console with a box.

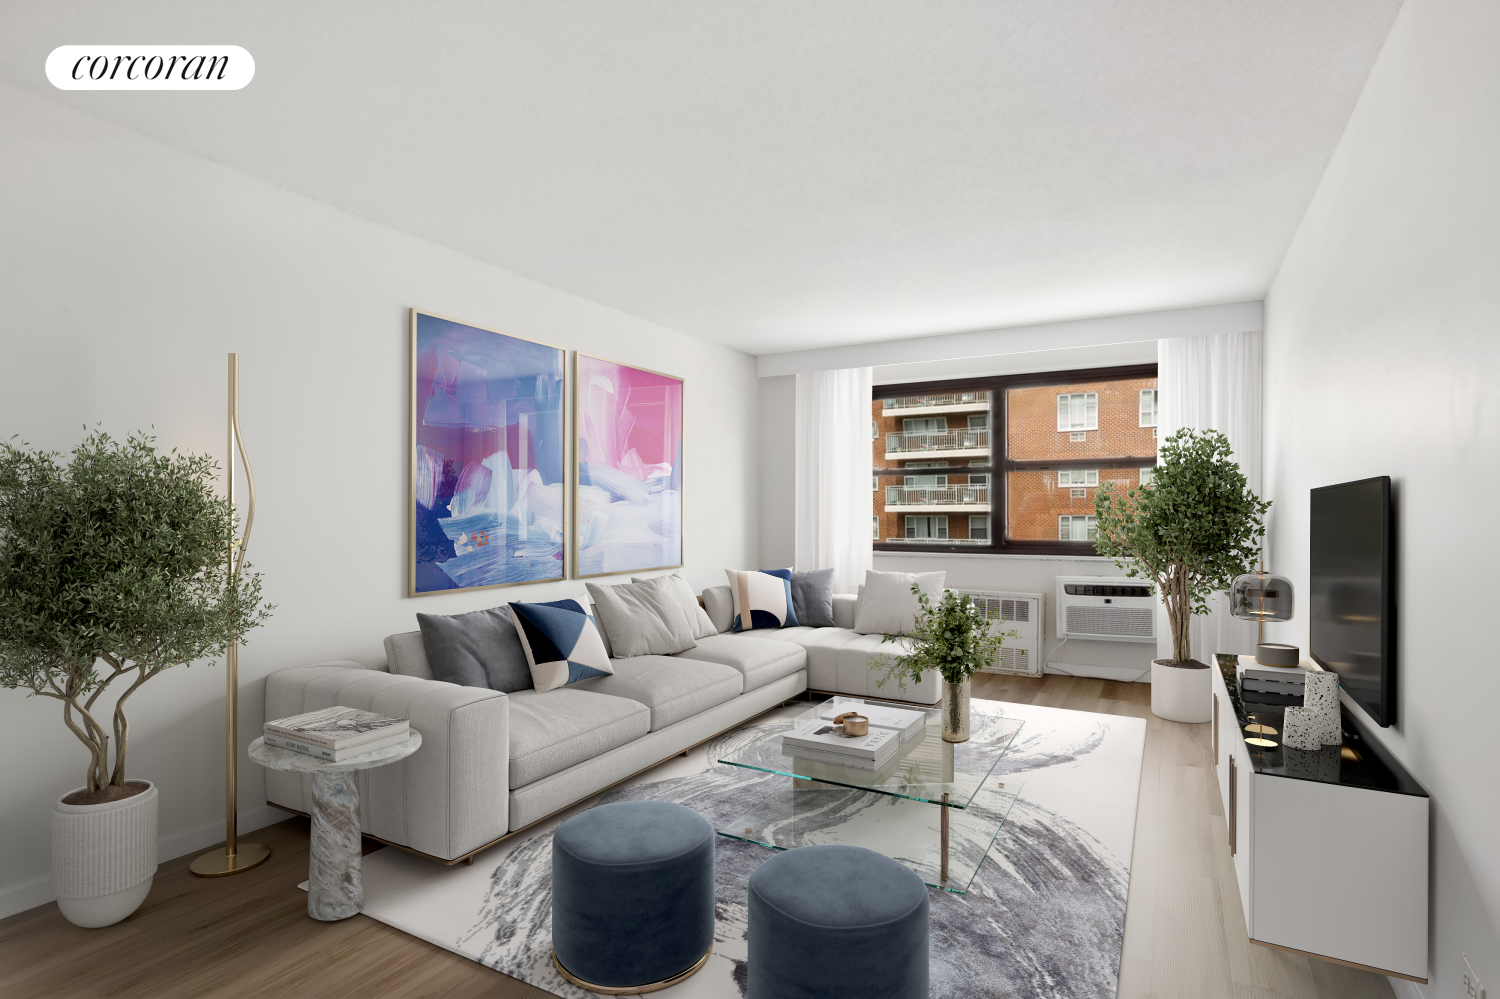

[1210,655,1429,983]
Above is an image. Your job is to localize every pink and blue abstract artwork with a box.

[411,311,566,594]
[575,354,683,577]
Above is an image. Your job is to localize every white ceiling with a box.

[1,2,1401,355]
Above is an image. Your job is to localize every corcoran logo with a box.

[46,45,254,90]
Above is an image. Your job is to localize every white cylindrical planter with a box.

[1150,660,1212,723]
[53,780,158,928]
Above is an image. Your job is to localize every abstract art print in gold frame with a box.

[409,309,566,595]
[573,353,683,578]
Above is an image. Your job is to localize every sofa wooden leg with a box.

[463,855,474,866]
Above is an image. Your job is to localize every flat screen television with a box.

[1310,476,1395,726]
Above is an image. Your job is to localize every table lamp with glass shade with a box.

[1230,567,1300,666]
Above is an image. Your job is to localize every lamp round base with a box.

[190,842,271,877]
[1254,643,1301,667]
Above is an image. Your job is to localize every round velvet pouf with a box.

[748,844,929,999]
[551,800,715,993]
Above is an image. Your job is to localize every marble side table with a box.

[249,732,422,920]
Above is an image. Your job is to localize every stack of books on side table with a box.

[263,706,409,762]
[1239,662,1312,704]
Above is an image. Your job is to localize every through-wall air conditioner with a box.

[952,590,1044,677]
[1055,576,1156,643]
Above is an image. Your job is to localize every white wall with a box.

[1262,0,1500,989]
[0,84,760,917]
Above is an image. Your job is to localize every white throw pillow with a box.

[852,570,946,635]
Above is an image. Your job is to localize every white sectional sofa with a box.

[263,583,936,865]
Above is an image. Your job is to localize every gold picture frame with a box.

[572,351,684,579]
[409,309,568,597]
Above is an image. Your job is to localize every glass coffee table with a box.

[716,695,1023,893]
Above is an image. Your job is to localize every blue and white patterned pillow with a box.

[725,568,802,631]
[507,598,614,693]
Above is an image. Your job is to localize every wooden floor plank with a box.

[1,675,1397,998]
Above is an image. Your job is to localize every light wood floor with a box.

[0,675,1396,998]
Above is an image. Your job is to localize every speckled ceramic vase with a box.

[52,780,158,928]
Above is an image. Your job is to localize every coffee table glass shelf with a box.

[717,696,1024,894]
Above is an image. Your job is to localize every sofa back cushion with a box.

[415,604,535,693]
[852,570,946,635]
[384,631,435,681]
[702,585,734,633]
[631,572,719,640]
[586,577,698,657]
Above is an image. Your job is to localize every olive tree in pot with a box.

[0,430,270,927]
[1093,428,1269,723]
[874,585,1017,742]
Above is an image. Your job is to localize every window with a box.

[872,365,1154,555]
[1056,468,1099,488]
[873,516,880,539]
[1057,393,1098,431]
[1139,467,1155,487]
[1139,389,1158,427]
[1059,515,1097,541]
[905,515,948,540]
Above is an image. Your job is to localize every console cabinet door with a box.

[1232,736,1253,932]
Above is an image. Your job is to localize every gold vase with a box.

[942,678,971,743]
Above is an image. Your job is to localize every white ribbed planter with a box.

[52,779,158,928]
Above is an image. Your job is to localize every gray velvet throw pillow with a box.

[790,568,837,627]
[416,605,534,693]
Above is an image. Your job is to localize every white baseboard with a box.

[0,802,295,921]
[1045,661,1153,683]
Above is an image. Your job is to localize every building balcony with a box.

[882,536,990,546]
[884,485,990,512]
[881,392,990,416]
[883,429,989,460]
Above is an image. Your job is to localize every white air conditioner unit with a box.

[952,590,1044,677]
[1055,576,1157,644]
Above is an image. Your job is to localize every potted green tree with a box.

[0,430,271,927]
[874,586,1017,742]
[1093,428,1269,723]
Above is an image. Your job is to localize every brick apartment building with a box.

[872,372,1158,548]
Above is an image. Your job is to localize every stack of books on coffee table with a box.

[780,720,902,771]
[263,706,409,762]
[814,703,928,744]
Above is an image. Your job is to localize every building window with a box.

[873,516,880,539]
[1059,515,1097,541]
[1057,392,1098,432]
[904,515,948,540]
[1056,468,1099,488]
[1139,467,1155,487]
[872,364,1155,555]
[1139,389,1158,427]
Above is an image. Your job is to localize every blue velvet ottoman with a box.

[748,844,929,999]
[551,800,716,993]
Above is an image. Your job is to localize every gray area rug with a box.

[354,699,1146,998]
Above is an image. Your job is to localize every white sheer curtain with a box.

[794,367,874,594]
[1157,330,1263,661]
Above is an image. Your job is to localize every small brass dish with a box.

[831,712,869,737]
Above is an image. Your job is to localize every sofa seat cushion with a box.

[672,633,806,693]
[507,688,650,789]
[572,656,742,731]
[831,632,940,705]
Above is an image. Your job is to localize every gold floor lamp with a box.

[191,354,272,877]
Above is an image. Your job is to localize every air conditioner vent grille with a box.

[1064,605,1154,639]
